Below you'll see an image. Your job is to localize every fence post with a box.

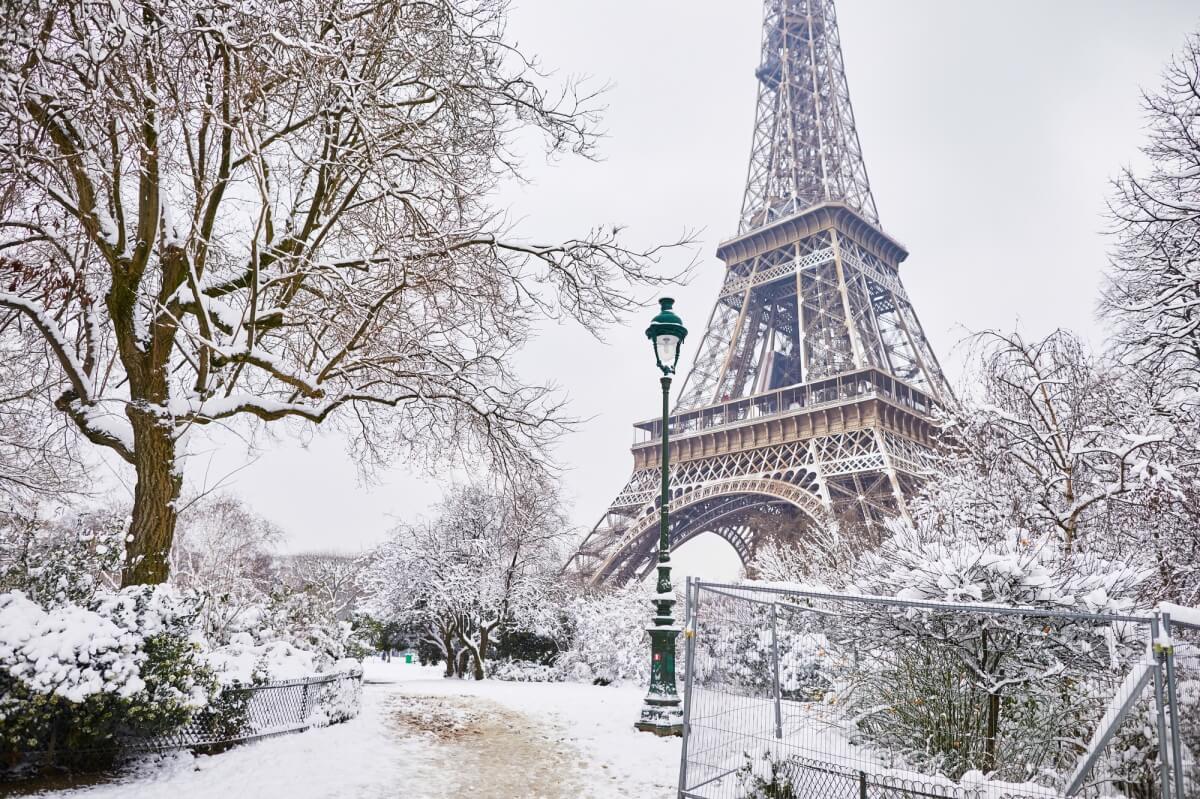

[1161,613,1186,799]
[677,577,699,799]
[858,770,867,799]
[1151,615,1172,799]
[299,681,312,726]
[771,601,782,740]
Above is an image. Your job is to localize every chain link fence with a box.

[132,669,364,751]
[677,580,1197,799]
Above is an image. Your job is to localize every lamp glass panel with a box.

[655,334,680,369]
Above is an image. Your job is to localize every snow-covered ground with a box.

[25,658,680,799]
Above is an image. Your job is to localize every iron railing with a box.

[677,580,1196,799]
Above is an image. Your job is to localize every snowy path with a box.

[386,693,585,797]
[24,660,680,799]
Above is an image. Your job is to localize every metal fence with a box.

[131,669,364,751]
[677,580,1197,799]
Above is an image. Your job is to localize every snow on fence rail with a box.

[677,580,1197,799]
[130,669,364,751]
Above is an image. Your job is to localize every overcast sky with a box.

[169,1,1198,571]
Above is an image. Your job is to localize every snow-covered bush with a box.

[0,508,124,606]
[203,634,321,687]
[1175,665,1200,795]
[0,498,363,774]
[171,495,356,667]
[363,481,568,680]
[170,495,280,644]
[199,589,364,686]
[260,589,355,667]
[493,629,560,666]
[736,751,806,799]
[1034,656,1196,799]
[854,519,1147,611]
[490,659,559,682]
[0,581,361,774]
[170,495,360,676]
[1100,695,1165,799]
[556,583,652,685]
[690,603,770,692]
[778,629,837,701]
[839,520,1148,785]
[0,585,214,771]
[309,666,364,727]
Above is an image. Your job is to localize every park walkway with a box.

[28,660,679,799]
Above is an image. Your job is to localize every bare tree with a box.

[1101,33,1200,396]
[171,493,280,640]
[277,551,364,620]
[0,319,84,507]
[961,330,1168,554]
[744,508,859,583]
[0,0,681,586]
[363,478,568,679]
[1097,30,1200,604]
[858,329,1200,604]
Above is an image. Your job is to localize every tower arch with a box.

[588,479,827,585]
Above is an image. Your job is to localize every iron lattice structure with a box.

[569,0,949,585]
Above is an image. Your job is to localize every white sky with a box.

[164,1,1197,567]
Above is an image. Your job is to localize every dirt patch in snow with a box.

[389,694,586,798]
[392,698,487,742]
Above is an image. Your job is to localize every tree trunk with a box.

[456,648,470,679]
[984,690,1000,772]
[437,627,457,677]
[121,409,182,586]
[981,628,1001,773]
[470,625,489,681]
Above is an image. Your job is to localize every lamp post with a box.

[635,297,687,736]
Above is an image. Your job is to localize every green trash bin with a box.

[405,654,413,664]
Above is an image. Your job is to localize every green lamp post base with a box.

[635,575,683,737]
[634,631,683,736]
[635,699,683,736]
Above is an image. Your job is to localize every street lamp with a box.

[635,297,687,736]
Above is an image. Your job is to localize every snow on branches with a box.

[555,582,653,685]
[843,519,1149,783]
[1102,33,1200,397]
[362,480,569,679]
[0,0,683,585]
[949,330,1179,560]
[0,584,208,707]
[854,519,1147,614]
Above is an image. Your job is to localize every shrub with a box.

[0,509,124,606]
[493,629,559,666]
[555,582,652,685]
[0,586,215,773]
[310,667,364,726]
[491,659,558,682]
[777,629,836,702]
[841,523,1149,784]
[737,752,803,799]
[1096,668,1200,799]
[416,638,442,666]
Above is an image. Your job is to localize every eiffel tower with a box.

[569,0,950,585]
